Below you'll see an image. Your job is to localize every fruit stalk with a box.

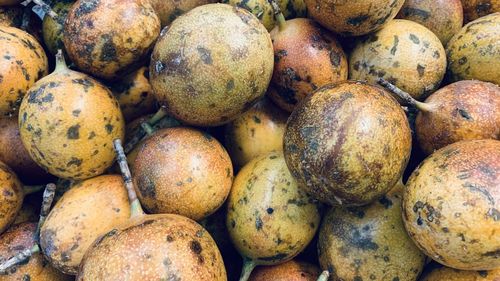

[377,78,433,112]
[54,49,68,72]
[123,106,168,154]
[140,122,155,136]
[239,259,256,281]
[0,244,40,274]
[317,270,330,281]
[267,0,286,31]
[21,0,58,18]
[35,183,56,242]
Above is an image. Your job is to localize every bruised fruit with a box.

[403,139,500,270]
[64,0,160,80]
[42,0,74,56]
[462,0,500,22]
[318,181,426,281]
[133,127,233,221]
[40,175,131,274]
[396,0,463,45]
[446,13,500,85]
[149,0,216,27]
[249,260,320,281]
[269,18,348,112]
[150,4,274,126]
[226,152,321,280]
[0,26,48,117]
[19,52,125,180]
[0,161,22,234]
[284,81,412,206]
[305,0,404,36]
[0,223,71,281]
[421,265,500,281]
[349,19,446,100]
[224,97,288,168]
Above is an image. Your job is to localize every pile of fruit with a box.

[0,0,499,279]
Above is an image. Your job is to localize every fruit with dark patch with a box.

[421,265,500,281]
[446,13,500,85]
[350,19,446,100]
[461,0,500,22]
[0,161,22,235]
[150,4,274,126]
[149,0,216,27]
[403,139,500,270]
[284,81,411,206]
[304,0,404,36]
[249,260,320,281]
[269,18,348,112]
[42,0,74,56]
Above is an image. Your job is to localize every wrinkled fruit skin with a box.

[249,260,320,281]
[133,127,233,221]
[0,223,72,281]
[226,152,321,265]
[421,265,500,281]
[318,182,426,281]
[149,0,216,27]
[461,0,500,23]
[396,0,463,45]
[0,26,48,117]
[446,13,500,85]
[40,175,131,274]
[77,214,227,280]
[304,0,404,36]
[403,139,500,270]
[42,0,74,56]
[349,19,446,100]
[0,161,22,234]
[284,81,412,206]
[269,18,348,112]
[64,0,160,80]
[150,4,274,126]
[416,80,500,155]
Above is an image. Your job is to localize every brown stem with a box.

[35,183,56,242]
[123,106,169,154]
[0,244,39,274]
[377,78,433,112]
[267,0,286,31]
[317,270,330,281]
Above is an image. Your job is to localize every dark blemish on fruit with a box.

[197,47,212,65]
[487,208,499,221]
[74,0,100,16]
[40,228,57,256]
[329,51,341,67]
[138,175,156,198]
[274,50,287,62]
[266,208,274,214]
[269,155,277,159]
[22,275,30,281]
[3,55,11,60]
[401,8,430,20]
[392,277,400,281]
[457,108,472,120]
[60,251,71,262]
[390,35,399,55]
[331,217,379,251]
[346,14,369,26]
[478,271,488,277]
[67,125,80,139]
[161,52,190,77]
[253,116,261,123]
[463,182,494,205]
[15,60,30,81]
[378,196,393,209]
[100,34,117,62]
[433,50,440,59]
[166,235,174,242]
[409,34,420,44]
[458,57,468,65]
[231,219,236,228]
[234,7,253,25]
[105,124,113,134]
[88,131,96,140]
[190,240,202,254]
[353,276,363,281]
[257,253,288,262]
[255,215,263,230]
[482,249,500,258]
[72,110,81,117]
[226,79,235,91]
[71,78,94,92]
[67,157,83,167]
[417,64,425,77]
[475,2,492,15]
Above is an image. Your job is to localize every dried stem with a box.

[377,78,433,112]
[0,244,39,274]
[267,0,286,31]
[35,183,56,242]
[21,0,58,18]
[123,107,168,154]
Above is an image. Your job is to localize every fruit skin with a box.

[133,127,233,221]
[0,223,72,281]
[40,175,131,275]
[284,81,411,206]
[42,0,74,56]
[421,265,500,281]
[0,161,22,235]
[416,80,500,155]
[18,60,125,180]
[224,97,288,168]
[64,0,160,80]
[318,181,426,281]
[0,0,22,6]
[0,26,48,117]
[226,152,321,265]
[149,0,216,27]
[462,0,500,23]
[150,4,274,126]
[446,13,500,85]
[349,19,446,100]
[0,6,22,26]
[304,0,404,36]
[403,139,500,270]
[77,214,227,281]
[269,18,348,112]
[396,0,463,45]
[249,260,320,281]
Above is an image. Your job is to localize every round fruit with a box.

[269,18,348,112]
[224,0,275,30]
[305,0,404,36]
[462,0,500,22]
[403,139,500,270]
[150,3,274,126]
[446,13,500,85]
[284,81,411,206]
[0,161,22,234]
[224,97,288,168]
[149,0,216,27]
[0,26,48,117]
[42,0,74,56]
[133,127,233,221]
[18,52,125,180]
[64,0,160,80]
[396,0,463,45]
[422,265,500,281]
[249,260,320,281]
[350,19,446,100]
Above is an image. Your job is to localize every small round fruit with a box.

[133,127,233,221]
[0,161,22,234]
[462,0,500,22]
[0,26,48,117]
[403,139,500,270]
[249,260,320,281]
[446,13,500,85]
[304,0,404,36]
[42,0,74,56]
[150,4,274,126]
[284,81,412,206]
[149,0,216,27]
[422,265,500,281]
[350,19,446,100]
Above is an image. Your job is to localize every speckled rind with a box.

[461,0,500,23]
[0,161,22,235]
[249,260,320,281]
[422,266,500,281]
[42,0,74,56]
[149,0,217,27]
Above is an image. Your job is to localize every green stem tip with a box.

[317,270,330,281]
[0,244,40,274]
[267,0,286,31]
[377,78,433,112]
[239,259,257,281]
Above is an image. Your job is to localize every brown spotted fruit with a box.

[462,0,500,23]
[133,127,233,221]
[0,223,72,281]
[403,139,500,270]
[150,3,274,126]
[0,26,48,117]
[421,265,500,281]
[248,260,321,281]
[149,0,216,27]
[284,81,412,206]
[64,0,160,80]
[269,17,348,112]
[18,51,125,180]
[318,180,426,281]
[0,161,22,235]
[396,0,463,45]
[224,96,288,169]
[305,0,404,36]
[350,19,446,100]
[39,175,131,275]
[446,13,500,85]
[42,0,74,56]
[226,151,321,281]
